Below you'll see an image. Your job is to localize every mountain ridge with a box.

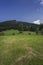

[0,20,43,32]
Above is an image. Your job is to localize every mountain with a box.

[0,20,43,32]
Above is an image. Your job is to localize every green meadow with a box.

[0,30,43,65]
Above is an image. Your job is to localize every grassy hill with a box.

[0,30,43,65]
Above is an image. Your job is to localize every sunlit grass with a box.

[0,30,43,65]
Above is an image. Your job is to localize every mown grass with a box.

[0,30,43,65]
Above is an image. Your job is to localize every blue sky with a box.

[0,0,43,22]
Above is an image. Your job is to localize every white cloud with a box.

[39,0,43,5]
[33,20,40,25]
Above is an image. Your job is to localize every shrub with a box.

[36,31,39,35]
[35,28,39,35]
[41,29,43,35]
[28,32,31,35]
[19,31,23,34]
[12,33,15,35]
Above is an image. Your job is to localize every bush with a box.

[28,32,31,35]
[35,28,39,35]
[0,32,4,36]
[19,31,23,34]
[36,31,39,35]
[12,33,15,35]
[41,29,43,35]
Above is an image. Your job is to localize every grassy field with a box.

[0,30,43,65]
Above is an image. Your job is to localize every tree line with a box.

[0,20,43,34]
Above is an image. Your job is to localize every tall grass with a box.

[0,30,43,65]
